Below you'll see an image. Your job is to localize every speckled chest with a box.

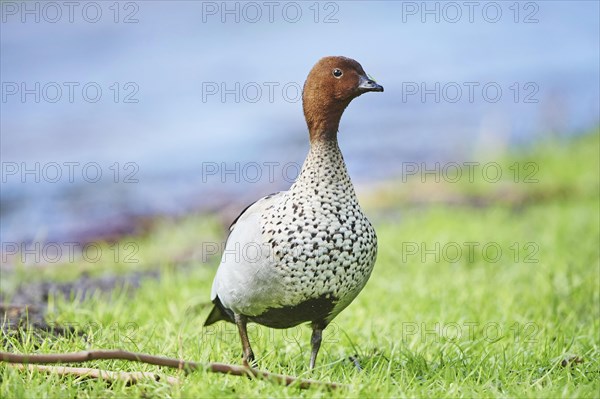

[260,141,377,307]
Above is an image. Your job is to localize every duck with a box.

[204,56,383,369]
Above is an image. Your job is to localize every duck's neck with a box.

[291,137,355,195]
[304,97,350,143]
[307,118,342,143]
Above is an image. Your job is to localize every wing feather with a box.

[210,192,287,317]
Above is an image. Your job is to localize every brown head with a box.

[302,56,383,143]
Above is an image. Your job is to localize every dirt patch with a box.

[1,270,161,341]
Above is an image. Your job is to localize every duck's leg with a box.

[234,314,255,367]
[309,323,324,369]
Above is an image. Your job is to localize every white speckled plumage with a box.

[211,140,377,323]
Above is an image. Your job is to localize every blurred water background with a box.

[1,0,599,245]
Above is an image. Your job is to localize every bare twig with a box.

[9,364,180,385]
[0,350,343,390]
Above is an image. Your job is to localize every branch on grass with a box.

[9,364,180,385]
[0,350,343,390]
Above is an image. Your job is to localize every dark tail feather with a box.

[204,305,225,326]
[204,297,234,326]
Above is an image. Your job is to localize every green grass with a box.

[2,132,599,398]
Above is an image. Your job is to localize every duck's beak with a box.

[358,75,384,93]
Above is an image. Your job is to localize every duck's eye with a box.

[332,68,343,78]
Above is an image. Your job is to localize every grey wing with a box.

[225,192,282,240]
[210,191,287,316]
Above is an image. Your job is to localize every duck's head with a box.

[302,56,383,142]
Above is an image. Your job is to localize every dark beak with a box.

[358,75,384,93]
